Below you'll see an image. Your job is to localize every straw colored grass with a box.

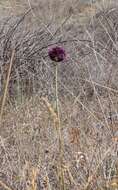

[0,1,118,190]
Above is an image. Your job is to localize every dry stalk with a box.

[27,167,38,190]
[0,180,14,190]
[0,49,15,122]
[42,97,59,129]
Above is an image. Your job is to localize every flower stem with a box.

[55,64,65,190]
[55,64,59,117]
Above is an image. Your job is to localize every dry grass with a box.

[0,0,118,190]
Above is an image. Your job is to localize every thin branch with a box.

[0,49,15,122]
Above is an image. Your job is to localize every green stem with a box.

[55,64,59,117]
[55,64,65,190]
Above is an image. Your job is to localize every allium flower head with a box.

[48,46,66,62]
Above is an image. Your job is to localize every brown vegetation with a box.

[0,1,118,190]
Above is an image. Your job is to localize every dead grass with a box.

[0,0,118,190]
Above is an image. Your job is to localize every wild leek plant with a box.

[48,46,66,190]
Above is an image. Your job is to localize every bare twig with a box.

[0,49,15,122]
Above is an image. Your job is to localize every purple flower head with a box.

[48,46,66,62]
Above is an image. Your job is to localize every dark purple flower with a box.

[48,46,66,62]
